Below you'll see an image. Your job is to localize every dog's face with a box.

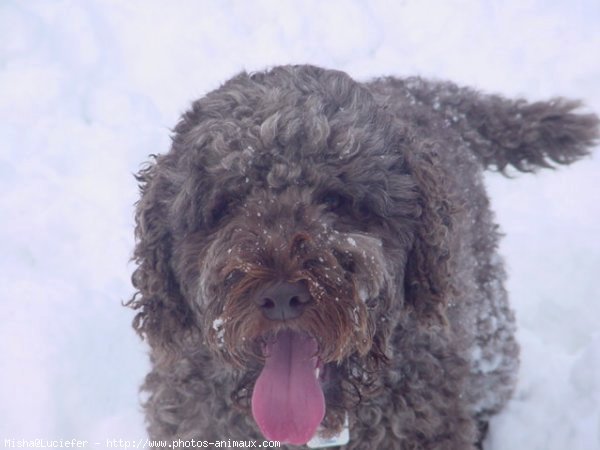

[133,66,448,445]
[194,187,408,444]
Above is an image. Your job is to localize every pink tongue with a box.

[251,330,325,445]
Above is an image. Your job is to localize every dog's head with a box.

[129,65,454,444]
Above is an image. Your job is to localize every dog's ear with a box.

[127,156,194,349]
[403,146,454,324]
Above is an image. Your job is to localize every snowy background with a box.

[1,1,599,449]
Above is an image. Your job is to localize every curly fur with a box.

[127,65,599,449]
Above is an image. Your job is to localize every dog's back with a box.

[369,75,598,430]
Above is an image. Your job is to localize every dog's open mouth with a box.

[251,329,326,445]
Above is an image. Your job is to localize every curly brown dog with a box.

[128,65,598,449]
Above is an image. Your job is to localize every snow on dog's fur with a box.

[128,65,598,449]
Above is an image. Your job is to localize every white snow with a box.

[358,287,369,303]
[212,317,226,346]
[212,318,225,330]
[1,1,599,448]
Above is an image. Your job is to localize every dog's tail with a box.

[396,78,600,173]
[456,94,599,173]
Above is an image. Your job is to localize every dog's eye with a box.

[358,202,373,219]
[209,198,231,226]
[322,192,345,211]
[224,269,244,288]
[332,248,355,273]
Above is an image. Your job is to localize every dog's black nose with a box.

[253,281,312,321]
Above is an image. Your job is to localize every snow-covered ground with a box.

[1,1,598,448]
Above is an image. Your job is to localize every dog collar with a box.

[306,412,349,448]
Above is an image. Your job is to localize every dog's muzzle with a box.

[252,280,313,321]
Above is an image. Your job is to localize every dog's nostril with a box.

[289,296,300,308]
[261,298,276,309]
